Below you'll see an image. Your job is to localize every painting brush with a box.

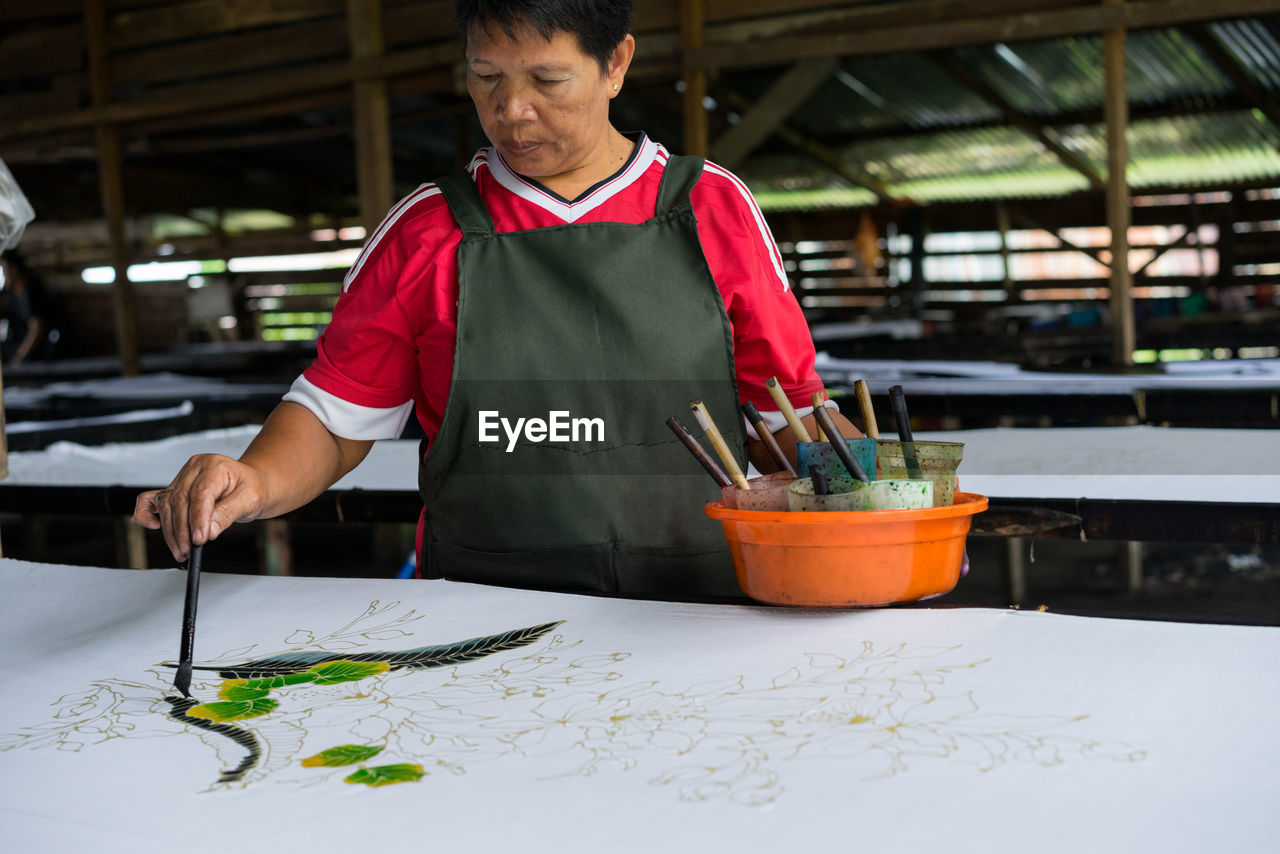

[666,416,732,488]
[173,543,203,699]
[854,379,879,439]
[809,461,830,496]
[813,403,871,482]
[889,384,922,479]
[690,400,751,491]
[811,393,828,441]
[741,401,797,476]
[765,376,812,443]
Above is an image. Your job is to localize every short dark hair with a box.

[455,0,632,72]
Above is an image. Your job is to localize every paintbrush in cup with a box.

[690,400,750,491]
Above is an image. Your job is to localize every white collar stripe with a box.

[487,135,659,223]
[343,183,441,292]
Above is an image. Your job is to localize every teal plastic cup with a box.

[796,437,877,483]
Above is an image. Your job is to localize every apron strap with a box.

[436,169,495,240]
[655,155,705,217]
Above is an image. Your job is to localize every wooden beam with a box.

[1104,0,1135,367]
[347,0,395,234]
[929,52,1106,192]
[108,1,452,88]
[85,0,139,377]
[1010,211,1111,267]
[681,0,709,157]
[0,42,462,143]
[105,0,345,50]
[722,88,894,201]
[690,0,1280,72]
[0,21,85,77]
[1131,226,1194,277]
[1186,24,1280,149]
[711,57,837,169]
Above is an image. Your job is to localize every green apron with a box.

[421,155,746,598]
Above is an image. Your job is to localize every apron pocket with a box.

[427,540,615,593]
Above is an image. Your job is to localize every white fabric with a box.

[815,353,1280,393]
[0,559,1276,853]
[6,424,1278,503]
[914,425,1280,502]
[1,371,286,409]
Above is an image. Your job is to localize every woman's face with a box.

[466,22,632,189]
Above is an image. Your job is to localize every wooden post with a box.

[347,0,395,235]
[115,517,149,569]
[681,0,709,157]
[85,0,140,376]
[996,200,1016,303]
[258,519,293,576]
[1103,0,1134,367]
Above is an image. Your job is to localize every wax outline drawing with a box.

[0,600,1146,802]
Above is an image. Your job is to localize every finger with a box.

[133,491,163,530]
[207,480,264,541]
[188,466,239,546]
[152,495,181,562]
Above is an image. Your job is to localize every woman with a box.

[136,0,859,598]
[1,250,50,367]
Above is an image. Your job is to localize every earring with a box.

[612,84,619,91]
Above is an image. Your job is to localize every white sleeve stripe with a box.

[702,161,790,292]
[282,375,414,441]
[342,183,441,292]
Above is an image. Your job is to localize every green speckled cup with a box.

[788,476,867,511]
[875,440,963,507]
[788,476,933,512]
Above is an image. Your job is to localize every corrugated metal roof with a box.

[739,18,1280,210]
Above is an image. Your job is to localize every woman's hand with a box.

[133,402,374,563]
[134,454,269,562]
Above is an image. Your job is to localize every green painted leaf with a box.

[217,681,272,701]
[240,672,316,691]
[301,744,384,768]
[344,763,424,787]
[304,660,390,685]
[187,697,280,723]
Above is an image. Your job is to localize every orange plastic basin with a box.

[705,492,989,607]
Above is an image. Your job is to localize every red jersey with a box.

[285,134,825,442]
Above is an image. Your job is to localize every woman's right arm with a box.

[133,401,372,562]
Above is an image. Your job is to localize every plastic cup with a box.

[862,478,932,510]
[796,438,877,482]
[875,439,963,507]
[787,476,867,511]
[720,471,797,511]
